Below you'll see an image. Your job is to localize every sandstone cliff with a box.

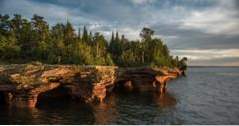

[0,63,184,108]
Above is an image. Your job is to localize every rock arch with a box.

[0,85,15,106]
[0,64,184,108]
[155,74,178,93]
[11,83,61,108]
[112,80,132,92]
[36,85,73,107]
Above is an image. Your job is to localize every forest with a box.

[0,14,187,69]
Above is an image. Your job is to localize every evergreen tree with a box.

[78,28,81,40]
[0,14,186,68]
[115,31,119,43]
[82,26,88,43]
[140,27,154,41]
[31,14,50,60]
[110,31,114,43]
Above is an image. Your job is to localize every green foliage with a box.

[140,27,154,41]
[0,14,187,68]
[0,32,20,59]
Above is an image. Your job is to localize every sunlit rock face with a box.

[0,64,118,107]
[0,63,183,108]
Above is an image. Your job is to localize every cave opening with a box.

[112,80,134,93]
[36,86,73,108]
[0,92,6,106]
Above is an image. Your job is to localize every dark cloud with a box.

[151,22,239,50]
[235,0,239,9]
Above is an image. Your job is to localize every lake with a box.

[0,67,239,124]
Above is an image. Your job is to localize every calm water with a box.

[0,67,239,124]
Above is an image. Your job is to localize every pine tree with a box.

[89,31,93,43]
[115,31,119,43]
[78,27,81,40]
[82,26,88,43]
[0,14,186,68]
[110,31,114,43]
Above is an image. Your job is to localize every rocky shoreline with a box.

[0,63,185,108]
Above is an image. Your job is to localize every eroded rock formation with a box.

[0,63,184,108]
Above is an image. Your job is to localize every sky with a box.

[1,0,239,66]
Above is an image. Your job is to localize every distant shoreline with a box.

[189,66,239,68]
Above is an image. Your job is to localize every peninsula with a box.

[0,14,187,108]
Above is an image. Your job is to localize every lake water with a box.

[0,67,239,124]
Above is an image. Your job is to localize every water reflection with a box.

[0,89,177,125]
[92,93,118,124]
[91,91,177,125]
[35,101,95,124]
[1,67,239,124]
[0,106,45,124]
[153,92,177,108]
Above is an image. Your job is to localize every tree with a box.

[121,34,128,43]
[82,26,88,43]
[0,32,20,60]
[0,14,11,35]
[110,31,114,43]
[31,14,49,41]
[78,28,81,40]
[0,14,186,68]
[48,23,65,63]
[31,14,50,60]
[179,57,188,70]
[64,21,75,45]
[140,27,154,41]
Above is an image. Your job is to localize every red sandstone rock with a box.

[0,64,183,108]
[123,80,133,91]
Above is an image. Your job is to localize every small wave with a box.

[216,73,239,77]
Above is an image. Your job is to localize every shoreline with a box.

[0,63,185,108]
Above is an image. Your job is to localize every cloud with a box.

[131,0,156,5]
[188,57,239,66]
[172,49,239,60]
[1,0,239,66]
[171,48,239,66]
[179,0,239,36]
[0,0,100,27]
